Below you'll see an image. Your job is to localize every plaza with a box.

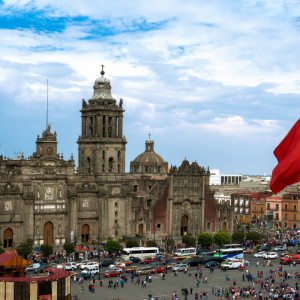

[70,254,300,300]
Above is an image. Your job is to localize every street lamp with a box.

[98,237,101,280]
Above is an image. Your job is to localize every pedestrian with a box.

[190,287,193,295]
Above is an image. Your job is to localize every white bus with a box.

[214,245,244,260]
[221,244,242,249]
[174,248,196,256]
[121,247,159,260]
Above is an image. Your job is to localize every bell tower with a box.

[77,66,127,175]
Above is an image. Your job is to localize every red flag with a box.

[270,119,300,194]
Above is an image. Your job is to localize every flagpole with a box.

[46,79,48,129]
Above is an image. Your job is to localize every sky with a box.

[0,0,300,175]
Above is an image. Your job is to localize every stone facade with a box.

[0,69,234,249]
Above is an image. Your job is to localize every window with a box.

[245,200,249,207]
[294,205,297,211]
[118,151,121,160]
[156,224,161,231]
[157,166,161,173]
[115,211,118,217]
[276,204,279,210]
[102,151,105,160]
[239,199,244,206]
[109,157,114,173]
[147,199,152,207]
[284,204,288,210]
[234,208,238,213]
[118,164,120,173]
[115,202,118,208]
[133,185,138,192]
[102,164,105,172]
[275,213,279,220]
[115,220,118,225]
[234,199,238,206]
[284,213,287,220]
[207,223,211,230]
[293,214,296,220]
[87,157,91,174]
[253,206,257,212]
[145,166,149,173]
[267,203,270,210]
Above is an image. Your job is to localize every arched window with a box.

[102,150,105,160]
[109,157,114,173]
[118,151,121,161]
[4,228,13,248]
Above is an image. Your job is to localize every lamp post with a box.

[98,237,101,280]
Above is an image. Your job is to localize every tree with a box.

[231,231,245,244]
[166,236,175,247]
[146,240,157,247]
[214,232,232,247]
[125,239,139,248]
[17,243,32,258]
[182,234,196,247]
[246,231,262,245]
[197,233,213,248]
[105,240,121,253]
[63,242,75,256]
[40,244,54,257]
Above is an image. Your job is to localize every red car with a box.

[151,266,166,273]
[104,270,121,277]
[140,257,155,264]
[280,254,300,265]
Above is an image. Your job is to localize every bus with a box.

[174,248,196,256]
[221,244,242,249]
[214,245,244,260]
[121,247,159,260]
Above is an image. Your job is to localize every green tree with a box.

[105,240,121,253]
[63,242,75,256]
[214,232,232,247]
[17,243,32,258]
[182,234,196,247]
[246,231,262,245]
[125,239,139,248]
[40,244,54,257]
[166,236,175,247]
[197,233,213,248]
[231,231,245,244]
[146,240,157,247]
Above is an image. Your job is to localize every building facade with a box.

[0,70,234,249]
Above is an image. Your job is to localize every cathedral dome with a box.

[130,137,168,175]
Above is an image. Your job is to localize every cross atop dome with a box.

[100,64,105,76]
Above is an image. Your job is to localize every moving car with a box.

[136,266,152,275]
[101,259,115,267]
[140,257,155,264]
[82,267,99,276]
[253,251,267,258]
[262,252,278,259]
[25,263,41,272]
[64,262,77,270]
[221,261,243,270]
[129,257,141,263]
[274,246,287,251]
[80,261,98,270]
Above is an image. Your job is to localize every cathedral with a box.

[0,69,233,249]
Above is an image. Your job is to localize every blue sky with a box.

[0,0,300,175]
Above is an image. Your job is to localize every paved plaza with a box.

[70,254,300,300]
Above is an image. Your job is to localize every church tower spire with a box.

[77,67,127,175]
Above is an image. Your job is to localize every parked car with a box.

[80,261,98,270]
[186,258,202,267]
[82,267,99,276]
[140,257,155,264]
[172,263,189,272]
[205,261,219,269]
[104,270,121,277]
[125,265,138,273]
[129,257,141,263]
[136,266,152,275]
[108,266,123,273]
[76,271,91,280]
[101,259,115,267]
[64,262,77,270]
[151,265,166,273]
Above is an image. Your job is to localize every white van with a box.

[221,260,243,270]
[175,248,196,256]
[82,267,99,275]
[80,261,98,270]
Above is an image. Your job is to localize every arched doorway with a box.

[44,221,54,245]
[81,224,90,241]
[222,222,227,232]
[3,228,13,248]
[181,215,188,235]
[138,224,144,236]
